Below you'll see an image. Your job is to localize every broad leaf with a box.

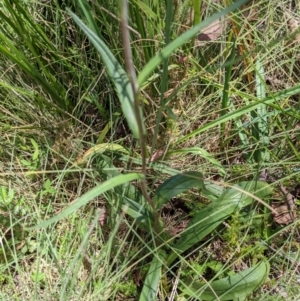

[167,181,272,265]
[181,260,270,300]
[153,171,208,210]
[139,250,167,301]
[203,181,225,201]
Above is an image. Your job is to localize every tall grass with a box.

[1,0,300,300]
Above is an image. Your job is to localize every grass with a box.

[1,0,300,300]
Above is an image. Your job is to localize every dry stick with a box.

[279,183,296,221]
[279,183,300,237]
[120,0,160,236]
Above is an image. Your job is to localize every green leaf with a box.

[30,138,39,161]
[193,0,201,26]
[139,250,166,301]
[137,0,248,87]
[181,260,270,300]
[122,197,152,226]
[203,182,225,201]
[68,10,144,139]
[28,173,145,229]
[21,159,33,167]
[167,181,272,265]
[120,182,153,226]
[153,171,207,210]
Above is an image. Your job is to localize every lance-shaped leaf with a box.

[153,171,209,210]
[181,260,270,300]
[68,10,144,139]
[139,250,167,301]
[167,181,272,265]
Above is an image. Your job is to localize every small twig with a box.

[120,1,138,96]
[279,183,296,221]
[258,168,268,182]
[278,183,299,239]
[169,265,181,301]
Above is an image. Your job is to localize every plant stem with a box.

[120,0,160,234]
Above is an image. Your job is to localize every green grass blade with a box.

[68,9,143,138]
[130,1,155,63]
[228,99,251,158]
[193,0,201,26]
[0,35,67,109]
[3,0,56,51]
[176,84,300,145]
[137,0,248,87]
[122,197,153,225]
[77,0,101,36]
[28,173,145,229]
[222,42,236,116]
[150,0,173,153]
[99,154,153,225]
[0,3,69,106]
